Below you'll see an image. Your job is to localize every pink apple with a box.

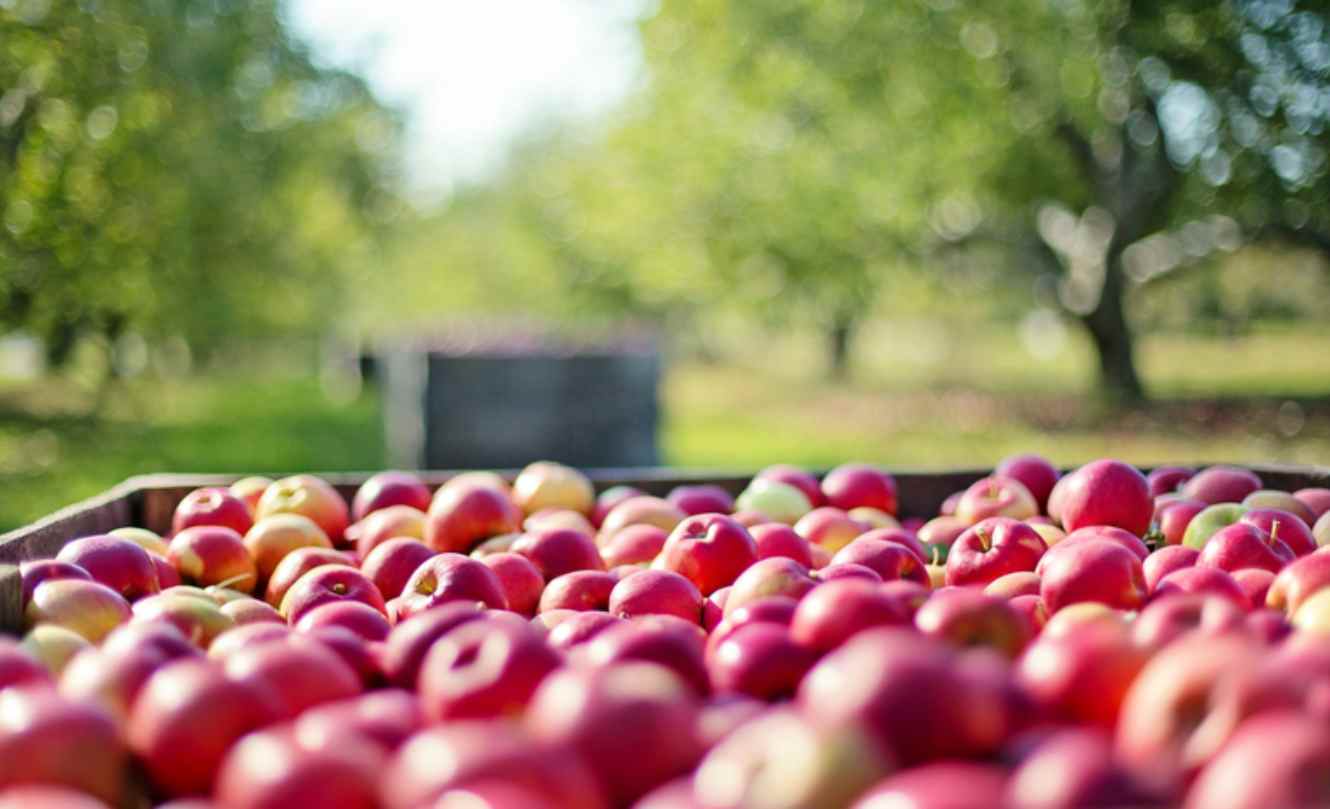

[1158,498,1207,546]
[479,552,545,616]
[1233,568,1276,608]
[546,611,624,650]
[1242,507,1317,557]
[793,507,869,553]
[168,525,256,593]
[945,517,1046,587]
[914,587,1031,658]
[538,570,617,613]
[18,560,92,608]
[815,562,882,583]
[396,554,508,618]
[425,483,523,554]
[263,546,350,607]
[294,688,424,754]
[657,514,758,596]
[223,637,361,719]
[221,597,283,626]
[1053,525,1150,561]
[666,484,736,516]
[1038,539,1148,612]
[984,570,1042,599]
[1007,728,1160,809]
[609,569,703,623]
[820,463,898,515]
[747,522,815,567]
[1056,459,1152,536]
[756,464,826,508]
[1147,466,1194,498]
[208,623,291,661]
[214,725,382,809]
[600,524,669,567]
[829,537,928,586]
[0,638,52,689]
[173,487,254,537]
[380,602,489,688]
[850,762,1009,809]
[58,622,199,726]
[916,516,969,551]
[294,600,392,641]
[598,496,687,541]
[1181,465,1263,504]
[1016,621,1148,729]
[708,622,817,700]
[995,452,1060,511]
[349,504,427,559]
[1295,488,1330,521]
[1197,522,1294,574]
[417,618,562,720]
[352,471,432,522]
[1131,593,1245,650]
[1154,566,1248,609]
[1184,713,1330,809]
[582,619,710,697]
[359,538,436,601]
[955,475,1039,524]
[0,687,126,804]
[55,535,159,600]
[256,475,350,545]
[1267,551,1330,615]
[229,476,273,513]
[131,592,235,648]
[1143,545,1200,592]
[591,485,645,528]
[789,579,909,652]
[511,528,605,580]
[243,514,333,585]
[723,557,817,617]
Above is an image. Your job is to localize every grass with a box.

[1,323,1328,532]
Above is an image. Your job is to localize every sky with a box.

[285,0,650,198]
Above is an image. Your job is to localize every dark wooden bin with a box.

[1,463,1327,634]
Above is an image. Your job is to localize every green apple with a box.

[1183,503,1249,549]
[735,480,813,525]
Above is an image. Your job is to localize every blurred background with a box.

[2,0,1330,530]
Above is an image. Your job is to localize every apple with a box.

[1016,620,1148,729]
[1233,568,1276,610]
[348,504,427,559]
[1294,487,1330,521]
[173,487,254,537]
[209,623,292,662]
[1053,525,1149,561]
[1038,540,1147,613]
[1268,551,1330,615]
[25,579,130,642]
[815,562,883,583]
[1132,593,1245,650]
[0,638,52,689]
[789,579,909,652]
[396,554,508,619]
[748,522,815,567]
[263,546,348,607]
[610,569,703,623]
[168,525,256,593]
[18,560,92,608]
[1143,545,1200,592]
[731,509,773,528]
[955,475,1039,524]
[0,787,116,809]
[707,622,816,700]
[538,571,617,613]
[278,564,387,625]
[528,662,701,805]
[425,484,523,554]
[723,557,817,617]
[693,708,889,809]
[707,597,798,654]
[224,636,362,719]
[1197,522,1294,574]
[511,528,605,580]
[829,537,928,586]
[221,597,283,626]
[351,471,432,521]
[995,452,1060,511]
[360,537,436,601]
[877,581,930,624]
[821,463,898,515]
[1056,459,1152,536]
[945,517,1046,587]
[756,464,826,508]
[468,533,522,558]
[940,490,964,517]
[215,725,382,809]
[439,471,512,498]
[256,475,350,545]
[293,688,424,754]
[1292,587,1330,634]
[1147,465,1194,498]
[418,618,562,721]
[600,524,669,567]
[657,514,758,596]
[1158,498,1207,546]
[478,552,544,616]
[523,508,597,536]
[128,657,283,796]
[734,480,813,525]
[1184,713,1330,809]
[380,602,489,688]
[792,507,869,554]
[917,516,969,551]
[132,592,235,647]
[1154,566,1248,609]
[1318,511,1330,547]
[591,485,644,528]
[702,589,726,631]
[0,687,126,804]
[1242,507,1317,556]
[850,762,1009,809]
[848,507,901,530]
[512,461,594,516]
[229,476,274,513]
[1242,489,1316,524]
[1009,594,1050,636]
[582,619,710,697]
[58,624,198,726]
[243,514,333,586]
[55,535,159,600]
[914,587,1031,658]
[1182,503,1249,549]
[984,570,1042,599]
[666,484,736,516]
[293,599,392,641]
[149,553,182,590]
[109,526,171,557]
[20,625,92,675]
[546,611,624,650]
[1007,728,1161,809]
[1182,465,1263,504]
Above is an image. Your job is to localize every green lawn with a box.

[1,325,1328,533]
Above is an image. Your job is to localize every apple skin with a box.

[1197,522,1294,574]
[707,622,816,700]
[956,475,1040,524]
[528,662,701,805]
[21,625,93,675]
[538,571,617,613]
[590,485,643,528]
[256,475,350,545]
[55,535,159,600]
[128,657,283,797]
[815,562,882,583]
[917,516,969,551]
[1317,511,1330,548]
[1183,713,1330,809]
[221,598,284,626]
[359,538,436,601]
[395,554,508,619]
[1038,539,1148,613]
[25,579,130,643]
[831,537,929,586]
[1131,593,1245,650]
[215,725,383,809]
[293,600,392,641]
[512,528,606,580]
[1009,594,1050,636]
[610,569,703,623]
[1143,545,1200,592]
[756,464,827,509]
[798,628,1006,765]
[790,579,910,652]
[1158,499,1207,545]
[351,471,432,522]
[1268,551,1330,615]
[985,571,1042,599]
[380,602,490,689]
[1016,621,1148,730]
[173,486,255,537]
[821,463,898,515]
[1154,566,1249,609]
[851,762,1009,809]
[946,517,1047,587]
[294,688,424,754]
[600,524,668,567]
[512,461,595,516]
[208,624,292,661]
[418,618,562,721]
[425,484,523,554]
[1007,728,1162,809]
[0,686,126,804]
[707,597,798,655]
[914,587,1032,659]
[348,505,427,559]
[479,552,545,616]
[1242,489,1316,524]
[228,475,273,511]
[0,786,117,809]
[18,560,92,609]
[1231,567,1276,608]
[1056,459,1153,536]
[109,526,171,557]
[748,522,815,567]
[598,495,686,540]
[263,546,350,607]
[131,592,235,648]
[168,525,256,593]
[546,611,624,650]
[657,514,759,596]
[1295,487,1330,521]
[1052,525,1150,561]
[523,508,597,536]
[1181,503,1249,549]
[734,480,813,525]
[1291,587,1330,634]
[224,637,362,720]
[996,452,1061,511]
[723,557,817,617]
[1147,466,1194,498]
[666,484,736,516]
[1181,465,1263,505]
[0,638,53,689]
[244,514,334,587]
[582,619,710,697]
[792,507,869,554]
[58,622,200,726]
[1242,507,1317,557]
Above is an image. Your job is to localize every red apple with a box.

[1241,507,1317,556]
[538,570,616,613]
[224,637,361,719]
[1267,550,1330,615]
[1233,568,1276,607]
[707,622,816,700]
[512,461,594,516]
[1158,498,1207,546]
[1182,465,1263,505]
[756,464,826,508]
[418,618,562,720]
[0,638,52,690]
[395,554,508,618]
[168,525,256,593]
[1143,545,1200,592]
[0,787,115,809]
[59,623,199,726]
[591,485,645,528]
[1132,593,1245,650]
[1197,522,1294,574]
[946,517,1046,587]
[666,484,736,516]
[55,535,159,600]
[208,623,292,661]
[25,579,130,643]
[1009,594,1050,636]
[1184,713,1330,809]
[352,471,431,522]
[479,552,545,616]
[816,562,882,583]
[0,687,125,804]
[582,619,710,697]
[129,658,283,796]
[1038,539,1147,613]
[793,507,869,554]
[1053,525,1150,561]
[349,505,427,559]
[850,762,1009,809]
[821,463,898,515]
[1007,728,1161,809]
[173,487,254,537]
[426,484,523,554]
[380,602,490,688]
[256,475,350,545]
[829,536,928,586]
[1154,566,1248,609]
[1016,620,1148,729]
[1056,459,1152,536]
[657,514,758,596]
[546,611,624,650]
[263,546,349,607]
[748,523,814,567]
[294,688,424,754]
[244,515,334,586]
[511,528,605,580]
[707,597,798,654]
[723,557,817,617]
[1295,487,1330,521]
[215,725,382,809]
[600,524,668,567]
[914,587,1032,658]
[956,475,1039,524]
[610,569,703,623]
[131,592,235,648]
[149,553,182,590]
[439,471,511,498]
[995,453,1060,511]
[230,476,273,513]
[360,537,435,601]
[789,580,908,653]
[18,560,92,609]
[294,600,391,641]
[1147,465,1194,498]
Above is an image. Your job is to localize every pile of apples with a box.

[4,458,1330,809]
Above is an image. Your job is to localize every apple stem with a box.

[932,546,942,566]
[1270,520,1280,544]
[976,529,990,552]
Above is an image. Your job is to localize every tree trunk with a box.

[827,313,855,381]
[1080,258,1144,405]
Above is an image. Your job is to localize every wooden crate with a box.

[1,463,1326,634]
